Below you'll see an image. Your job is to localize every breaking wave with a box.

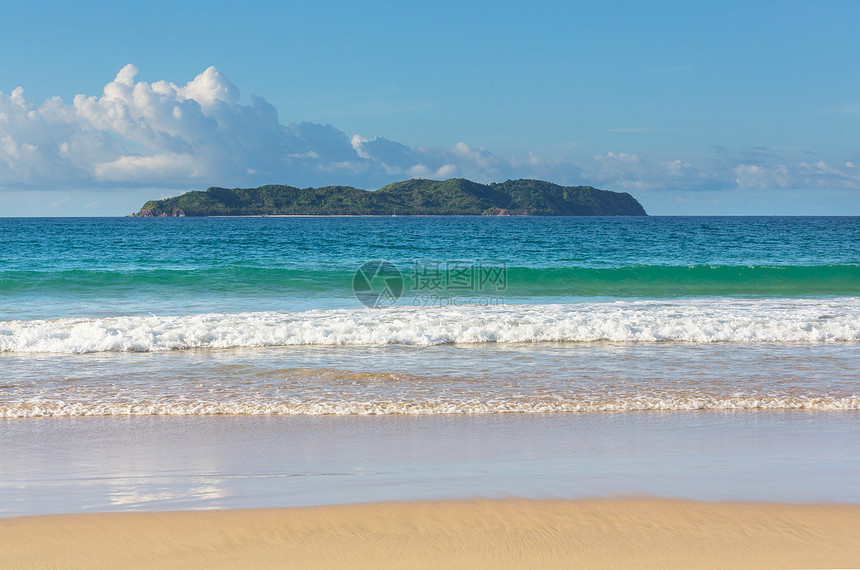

[1,298,859,353]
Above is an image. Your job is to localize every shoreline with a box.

[2,498,858,569]
[4,411,858,516]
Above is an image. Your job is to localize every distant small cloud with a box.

[584,151,716,191]
[733,164,791,189]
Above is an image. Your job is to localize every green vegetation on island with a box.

[131,178,647,217]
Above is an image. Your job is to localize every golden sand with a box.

[1,499,858,569]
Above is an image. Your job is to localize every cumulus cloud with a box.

[0,65,515,190]
[1,65,859,194]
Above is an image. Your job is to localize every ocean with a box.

[1,216,859,514]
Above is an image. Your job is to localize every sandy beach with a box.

[2,498,859,569]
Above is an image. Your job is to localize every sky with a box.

[0,0,858,215]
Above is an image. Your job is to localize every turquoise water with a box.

[0,216,858,416]
[2,216,859,319]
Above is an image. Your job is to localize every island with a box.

[131,178,647,217]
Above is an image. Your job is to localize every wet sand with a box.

[4,412,859,516]
[2,498,859,569]
[3,413,858,567]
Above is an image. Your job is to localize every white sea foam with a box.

[2,395,858,418]
[1,298,859,353]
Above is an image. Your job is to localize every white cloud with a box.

[1,65,511,190]
[435,164,457,178]
[93,153,201,182]
[1,65,358,189]
[728,156,860,191]
[582,151,716,191]
[0,65,858,195]
[734,164,791,189]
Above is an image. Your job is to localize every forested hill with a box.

[131,178,647,216]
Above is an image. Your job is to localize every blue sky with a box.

[1,0,858,215]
